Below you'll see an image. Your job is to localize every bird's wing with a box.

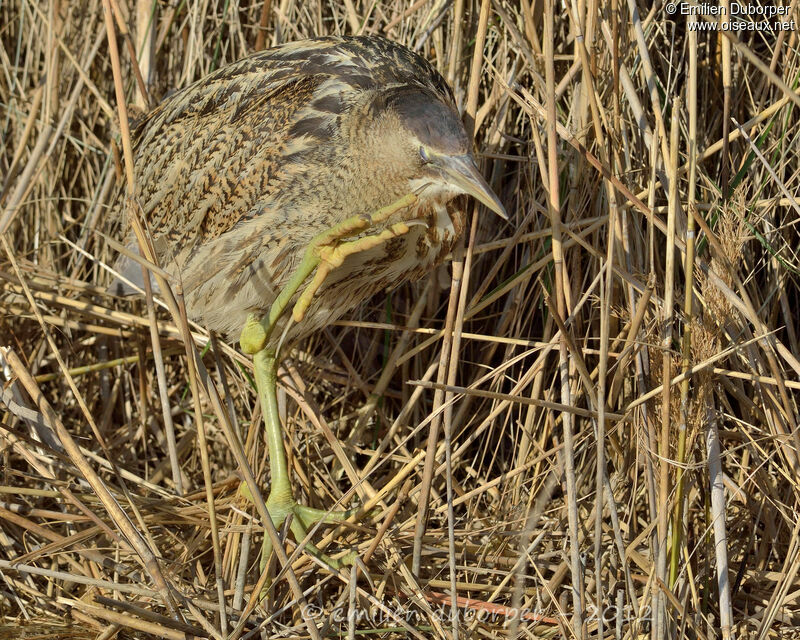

[130,66,325,254]
[112,57,332,298]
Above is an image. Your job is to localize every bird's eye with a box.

[419,146,431,164]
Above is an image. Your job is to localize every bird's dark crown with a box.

[380,87,469,156]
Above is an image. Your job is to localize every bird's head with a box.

[370,87,507,220]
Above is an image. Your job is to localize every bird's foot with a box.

[259,496,361,572]
[238,474,361,577]
[290,193,419,322]
[255,193,418,338]
[262,486,360,569]
[239,482,359,603]
[293,220,413,322]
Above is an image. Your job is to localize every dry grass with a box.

[2,1,800,638]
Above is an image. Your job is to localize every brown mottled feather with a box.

[112,36,480,344]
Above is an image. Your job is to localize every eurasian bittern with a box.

[111,35,506,571]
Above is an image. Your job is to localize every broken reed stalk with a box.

[669,35,698,587]
[545,1,584,637]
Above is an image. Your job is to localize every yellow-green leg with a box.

[241,321,359,575]
[240,193,418,577]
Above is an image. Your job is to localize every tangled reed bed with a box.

[1,1,799,638]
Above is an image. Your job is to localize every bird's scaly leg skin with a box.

[240,321,294,520]
[240,317,363,577]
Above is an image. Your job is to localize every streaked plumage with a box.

[112,35,505,343]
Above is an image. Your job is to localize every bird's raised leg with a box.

[240,192,418,576]
[267,193,418,330]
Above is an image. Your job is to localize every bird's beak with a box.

[438,153,508,220]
